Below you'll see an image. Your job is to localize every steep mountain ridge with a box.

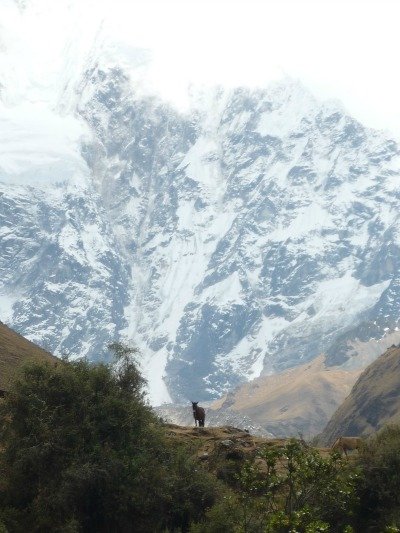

[0,321,56,391]
[1,37,400,404]
[209,356,361,437]
[320,345,400,444]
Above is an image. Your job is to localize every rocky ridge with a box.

[320,345,400,444]
[1,38,400,404]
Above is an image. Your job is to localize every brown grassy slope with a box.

[0,321,57,391]
[320,345,400,445]
[210,356,361,438]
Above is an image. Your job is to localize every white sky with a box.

[1,0,400,136]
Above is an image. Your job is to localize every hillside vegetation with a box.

[0,321,56,392]
[1,329,400,531]
[0,351,399,531]
[0,353,359,532]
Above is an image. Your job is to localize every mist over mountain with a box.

[1,3,400,405]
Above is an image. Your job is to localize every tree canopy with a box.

[0,348,217,532]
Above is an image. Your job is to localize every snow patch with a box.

[217,316,290,379]
[305,273,390,324]
[0,101,90,185]
[142,348,172,405]
[257,82,316,138]
[0,292,19,322]
[202,271,245,307]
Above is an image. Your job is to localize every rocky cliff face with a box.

[320,345,400,444]
[1,30,400,405]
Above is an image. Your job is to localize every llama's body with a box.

[331,436,362,456]
[191,402,205,427]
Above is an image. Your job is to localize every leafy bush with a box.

[191,440,358,533]
[5,342,400,532]
[356,425,400,532]
[0,348,217,532]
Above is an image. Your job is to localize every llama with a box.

[191,401,205,427]
[331,436,362,456]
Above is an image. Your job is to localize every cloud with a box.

[1,0,400,135]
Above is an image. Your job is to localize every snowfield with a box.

[1,1,400,405]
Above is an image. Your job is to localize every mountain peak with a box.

[1,49,400,406]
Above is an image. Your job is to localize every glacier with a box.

[1,2,400,405]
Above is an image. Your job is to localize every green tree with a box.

[0,348,217,532]
[356,425,400,532]
[191,440,358,533]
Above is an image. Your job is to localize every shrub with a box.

[356,425,400,532]
[191,440,358,533]
[0,350,217,532]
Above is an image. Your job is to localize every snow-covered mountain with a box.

[1,2,400,405]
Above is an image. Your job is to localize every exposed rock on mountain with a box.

[320,345,400,444]
[1,10,400,404]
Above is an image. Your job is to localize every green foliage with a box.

[277,440,358,528]
[356,425,400,532]
[3,340,400,532]
[0,348,218,532]
[189,494,243,533]
[159,444,219,532]
[108,342,145,397]
[191,440,358,533]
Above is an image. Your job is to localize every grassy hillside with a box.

[210,355,361,437]
[0,321,56,391]
[321,345,400,445]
